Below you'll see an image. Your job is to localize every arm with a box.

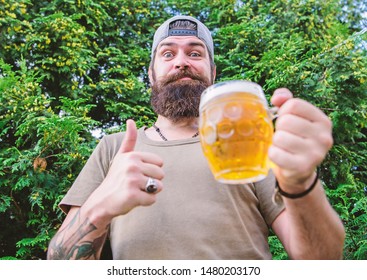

[269,89,345,259]
[47,120,164,260]
[47,206,109,260]
[272,179,345,259]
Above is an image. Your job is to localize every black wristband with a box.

[275,170,319,199]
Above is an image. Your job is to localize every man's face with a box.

[149,36,216,122]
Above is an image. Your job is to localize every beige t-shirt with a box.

[60,127,284,259]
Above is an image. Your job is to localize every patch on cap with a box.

[168,29,198,36]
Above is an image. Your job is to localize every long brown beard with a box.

[150,69,211,123]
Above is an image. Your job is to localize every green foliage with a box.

[268,235,289,260]
[0,59,98,258]
[0,0,366,259]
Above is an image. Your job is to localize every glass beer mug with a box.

[199,80,276,184]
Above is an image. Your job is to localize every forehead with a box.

[157,36,207,50]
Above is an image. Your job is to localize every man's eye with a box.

[190,52,201,57]
[163,52,173,58]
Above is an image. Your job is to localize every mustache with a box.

[162,69,204,85]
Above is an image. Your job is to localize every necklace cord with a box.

[152,124,199,141]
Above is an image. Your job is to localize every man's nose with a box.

[174,52,189,70]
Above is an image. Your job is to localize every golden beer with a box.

[199,80,274,184]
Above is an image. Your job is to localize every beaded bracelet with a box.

[275,169,319,199]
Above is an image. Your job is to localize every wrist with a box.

[82,196,113,230]
[276,170,319,199]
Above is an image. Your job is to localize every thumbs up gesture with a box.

[88,119,165,220]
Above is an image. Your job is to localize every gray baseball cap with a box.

[151,15,214,62]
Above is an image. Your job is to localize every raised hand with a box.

[87,119,165,221]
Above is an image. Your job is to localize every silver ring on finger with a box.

[145,177,158,193]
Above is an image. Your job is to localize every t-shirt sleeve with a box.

[59,133,123,213]
[254,170,285,227]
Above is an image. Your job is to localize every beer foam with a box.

[200,80,268,111]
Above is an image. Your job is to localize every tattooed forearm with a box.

[48,210,108,260]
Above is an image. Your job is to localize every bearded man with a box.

[47,16,344,260]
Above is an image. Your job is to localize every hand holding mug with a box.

[269,89,333,192]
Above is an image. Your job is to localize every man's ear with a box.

[212,65,217,84]
[148,67,154,86]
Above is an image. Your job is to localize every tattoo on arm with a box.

[48,210,108,260]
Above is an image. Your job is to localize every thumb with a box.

[119,119,138,153]
[271,88,293,108]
